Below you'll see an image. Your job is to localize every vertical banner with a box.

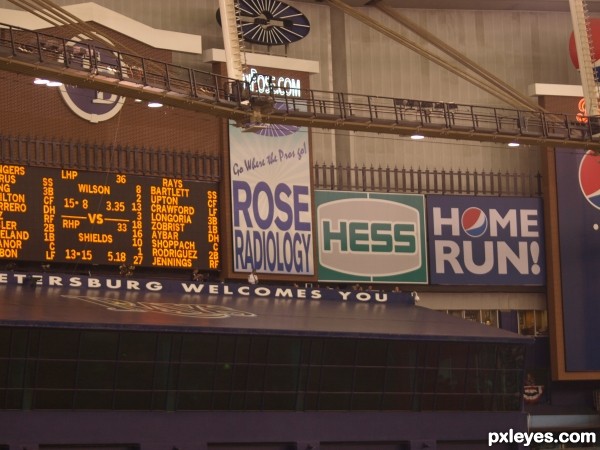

[229,122,313,275]
[555,148,600,371]
[427,195,545,285]
[316,191,427,283]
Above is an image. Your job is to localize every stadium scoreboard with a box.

[0,164,220,270]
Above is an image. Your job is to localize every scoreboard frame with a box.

[0,164,220,271]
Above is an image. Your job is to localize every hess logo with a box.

[579,150,600,209]
[461,207,488,237]
[318,198,422,277]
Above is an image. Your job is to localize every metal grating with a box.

[1,23,599,150]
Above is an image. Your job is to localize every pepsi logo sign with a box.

[461,207,488,237]
[554,147,600,371]
[428,196,545,285]
[579,150,600,209]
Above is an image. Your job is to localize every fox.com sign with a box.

[315,191,427,283]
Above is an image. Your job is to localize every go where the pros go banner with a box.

[229,122,314,276]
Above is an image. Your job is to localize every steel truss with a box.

[1,23,598,150]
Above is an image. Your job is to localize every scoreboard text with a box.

[0,164,220,270]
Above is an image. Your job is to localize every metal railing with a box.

[0,134,540,196]
[313,163,542,197]
[0,24,238,106]
[0,134,221,181]
[1,23,599,149]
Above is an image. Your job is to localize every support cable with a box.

[371,0,546,113]
[326,0,542,111]
[6,0,63,27]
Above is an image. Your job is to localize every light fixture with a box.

[508,142,520,147]
[148,102,163,108]
[411,133,425,140]
[35,78,62,87]
[134,98,143,103]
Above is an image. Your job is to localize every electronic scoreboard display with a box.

[0,164,220,270]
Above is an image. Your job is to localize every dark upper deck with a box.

[0,272,529,344]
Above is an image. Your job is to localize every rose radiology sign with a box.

[229,122,313,275]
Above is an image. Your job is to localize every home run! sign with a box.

[427,195,545,285]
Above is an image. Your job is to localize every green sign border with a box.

[315,191,428,284]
